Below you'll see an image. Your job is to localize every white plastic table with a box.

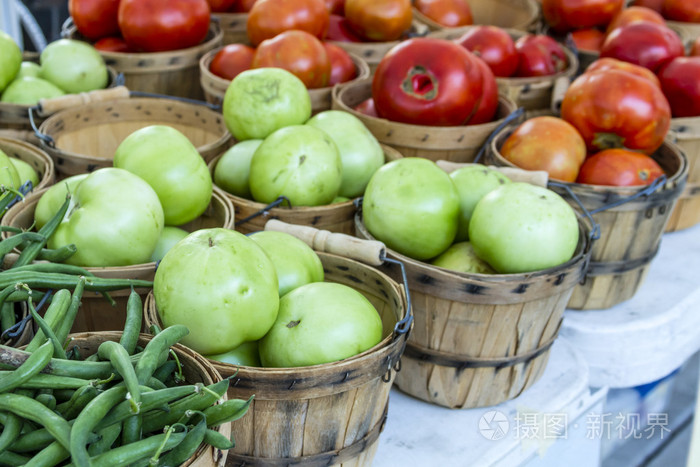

[374,338,607,467]
[560,222,700,389]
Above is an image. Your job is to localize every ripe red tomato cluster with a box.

[70,0,212,53]
[455,27,570,78]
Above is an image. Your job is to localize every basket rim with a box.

[412,0,541,32]
[0,136,55,192]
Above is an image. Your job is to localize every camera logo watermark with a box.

[479,410,510,441]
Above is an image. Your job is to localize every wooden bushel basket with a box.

[211,12,249,45]
[62,21,223,100]
[487,128,689,310]
[33,89,232,177]
[65,331,230,467]
[331,78,518,163]
[209,144,403,235]
[143,221,411,467]
[413,0,541,32]
[1,186,235,333]
[0,136,55,194]
[354,206,594,409]
[199,47,371,114]
[665,118,700,232]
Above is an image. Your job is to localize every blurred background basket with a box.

[413,0,542,33]
[0,136,55,194]
[665,118,700,232]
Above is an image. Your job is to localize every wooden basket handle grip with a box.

[550,76,570,115]
[436,161,549,187]
[38,86,131,116]
[264,219,386,266]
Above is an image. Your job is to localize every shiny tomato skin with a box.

[252,30,331,89]
[324,0,345,14]
[455,25,519,77]
[662,0,700,23]
[658,57,700,118]
[585,57,660,87]
[344,0,413,42]
[210,44,255,80]
[414,0,473,28]
[561,69,671,154]
[246,0,330,47]
[600,21,684,73]
[576,148,664,186]
[691,37,700,56]
[569,28,606,52]
[118,0,211,53]
[631,0,664,12]
[354,97,378,117]
[324,43,357,85]
[326,14,364,42]
[69,0,121,41]
[207,0,237,11]
[466,56,499,125]
[606,5,665,34]
[93,36,131,53]
[542,0,624,33]
[372,37,483,126]
[514,34,569,77]
[500,116,587,182]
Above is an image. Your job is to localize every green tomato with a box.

[40,39,108,93]
[34,174,88,230]
[207,341,261,367]
[17,61,41,79]
[450,165,511,242]
[430,241,496,274]
[469,182,579,274]
[363,157,460,261]
[0,149,21,192]
[0,76,65,105]
[222,68,311,141]
[305,110,384,199]
[113,125,213,226]
[154,228,279,355]
[249,230,324,297]
[149,226,190,263]
[213,139,263,199]
[249,125,342,206]
[0,31,21,93]
[48,168,164,267]
[9,157,39,189]
[259,282,383,367]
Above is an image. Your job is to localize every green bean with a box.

[121,415,141,446]
[0,449,30,466]
[151,360,176,385]
[0,393,71,450]
[0,287,18,324]
[13,421,99,455]
[55,277,86,346]
[0,340,53,394]
[0,272,154,292]
[56,385,99,421]
[97,341,141,412]
[8,263,95,277]
[25,289,72,353]
[0,412,22,453]
[36,244,78,263]
[23,440,70,467]
[204,428,235,450]
[146,377,167,390]
[35,391,57,411]
[2,289,45,304]
[200,395,253,427]
[0,372,90,391]
[0,303,15,337]
[78,429,187,467]
[134,325,189,385]
[120,289,142,356]
[13,195,70,268]
[157,417,207,466]
[26,299,67,360]
[0,232,45,261]
[86,424,121,457]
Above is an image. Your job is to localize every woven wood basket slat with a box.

[0,136,55,196]
[665,117,700,231]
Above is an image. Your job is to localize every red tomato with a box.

[542,0,624,33]
[658,57,700,117]
[252,30,331,88]
[631,0,664,13]
[513,34,569,77]
[324,43,357,85]
[371,37,483,126]
[585,57,660,87]
[246,0,330,47]
[207,0,237,12]
[455,26,519,77]
[466,56,499,125]
[691,37,700,56]
[324,0,345,15]
[344,0,413,42]
[414,0,473,28]
[499,116,587,182]
[561,68,671,154]
[69,0,121,41]
[118,0,211,53]
[662,0,700,22]
[576,148,664,186]
[569,28,606,52]
[209,44,255,80]
[600,21,684,73]
[354,97,378,117]
[93,36,131,53]
[232,0,258,11]
[326,14,364,42]
[606,5,665,34]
